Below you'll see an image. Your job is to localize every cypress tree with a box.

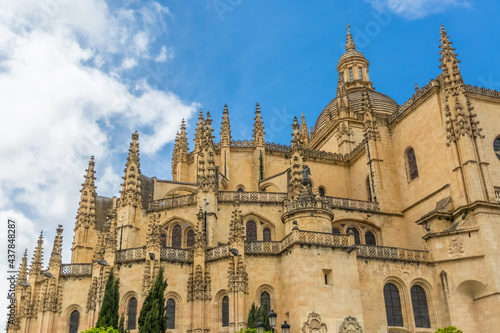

[96,269,120,328]
[258,303,271,332]
[138,266,168,333]
[247,303,259,328]
[118,313,128,333]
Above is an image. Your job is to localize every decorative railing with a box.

[244,241,281,255]
[357,245,430,262]
[265,142,291,154]
[206,245,230,261]
[465,84,500,99]
[116,247,146,262]
[149,194,197,211]
[60,264,93,277]
[323,196,380,212]
[494,187,500,203]
[389,79,437,124]
[219,191,288,203]
[297,230,351,247]
[160,247,193,263]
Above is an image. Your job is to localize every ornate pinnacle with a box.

[119,132,142,207]
[83,156,96,189]
[220,104,231,147]
[291,116,301,147]
[194,109,204,151]
[362,92,379,141]
[229,201,244,244]
[17,249,28,284]
[346,24,356,52]
[300,113,309,145]
[253,103,265,146]
[177,119,189,161]
[48,225,63,270]
[195,207,206,248]
[29,232,44,277]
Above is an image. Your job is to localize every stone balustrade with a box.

[244,241,281,255]
[219,191,288,203]
[149,194,197,211]
[357,245,430,262]
[206,244,230,261]
[494,186,500,203]
[160,247,194,262]
[322,196,380,212]
[60,264,93,277]
[116,247,146,262]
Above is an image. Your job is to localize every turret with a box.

[48,225,63,276]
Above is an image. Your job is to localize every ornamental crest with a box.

[338,316,364,333]
[448,235,464,257]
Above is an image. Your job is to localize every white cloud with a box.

[0,1,197,328]
[365,0,472,19]
[155,45,173,63]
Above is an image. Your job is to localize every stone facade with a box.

[8,25,500,333]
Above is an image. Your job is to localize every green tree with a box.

[138,266,168,333]
[258,303,271,332]
[247,303,259,328]
[81,327,119,333]
[117,313,129,333]
[245,302,271,331]
[96,269,120,329]
[435,327,463,333]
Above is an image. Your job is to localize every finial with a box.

[346,24,356,51]
[256,102,260,113]
[132,131,139,141]
[415,82,419,92]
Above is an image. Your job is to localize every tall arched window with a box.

[406,147,419,181]
[346,227,360,245]
[172,225,182,248]
[127,298,137,329]
[411,285,430,328]
[384,283,404,327]
[69,310,79,333]
[332,227,341,235]
[263,228,271,241]
[260,291,270,311]
[186,229,195,247]
[222,296,229,327]
[166,298,176,329]
[246,221,257,242]
[365,231,377,246]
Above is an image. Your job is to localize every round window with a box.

[494,136,500,160]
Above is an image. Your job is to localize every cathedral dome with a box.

[314,89,399,134]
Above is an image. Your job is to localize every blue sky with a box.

[1,0,499,327]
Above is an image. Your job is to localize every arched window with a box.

[166,298,176,329]
[406,147,419,181]
[246,221,257,242]
[260,291,270,311]
[494,136,500,160]
[384,283,404,327]
[127,298,137,329]
[237,187,244,192]
[263,228,271,241]
[160,233,167,247]
[411,285,430,328]
[346,227,360,245]
[332,227,341,235]
[222,296,229,327]
[186,229,195,247]
[172,225,182,248]
[318,187,325,197]
[69,310,79,333]
[365,231,377,246]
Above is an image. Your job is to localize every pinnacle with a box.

[346,24,356,51]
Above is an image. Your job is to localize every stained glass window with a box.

[166,298,176,329]
[260,291,270,311]
[69,310,79,333]
[346,226,360,245]
[359,67,363,80]
[222,296,229,327]
[172,225,182,249]
[160,233,166,247]
[365,231,377,246]
[494,136,500,160]
[127,298,137,329]
[332,227,341,235]
[187,229,195,247]
[407,147,419,180]
[263,228,271,241]
[411,285,431,328]
[349,68,354,82]
[384,283,404,327]
[246,221,257,242]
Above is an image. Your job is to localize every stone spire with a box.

[48,225,63,271]
[198,112,217,192]
[291,116,301,148]
[228,201,244,244]
[119,132,142,207]
[220,104,231,147]
[75,156,97,228]
[300,113,309,145]
[253,103,265,146]
[17,249,28,285]
[346,24,356,51]
[203,111,215,147]
[194,109,204,152]
[178,119,189,161]
[362,91,379,141]
[29,232,44,277]
[195,207,206,248]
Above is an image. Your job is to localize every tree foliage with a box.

[117,313,129,333]
[81,327,119,333]
[96,269,120,329]
[246,302,271,331]
[138,266,168,333]
[435,327,463,333]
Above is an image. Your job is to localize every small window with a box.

[186,229,195,247]
[365,231,377,246]
[318,187,325,197]
[69,310,80,333]
[494,136,500,160]
[349,68,354,82]
[406,147,419,181]
[127,298,137,330]
[166,298,176,329]
[237,187,244,192]
[263,228,271,241]
[260,291,270,310]
[332,227,341,235]
[366,176,372,202]
[222,296,229,327]
[384,283,404,327]
[246,221,257,242]
[358,67,363,80]
[172,225,182,248]
[346,227,360,245]
[411,285,431,328]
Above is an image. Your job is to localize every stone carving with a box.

[302,165,312,186]
[448,235,464,257]
[301,312,328,333]
[338,316,364,333]
[187,264,212,301]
